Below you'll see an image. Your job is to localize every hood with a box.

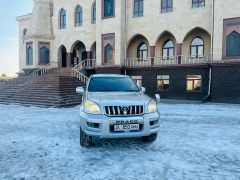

[87,92,152,106]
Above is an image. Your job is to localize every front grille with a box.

[105,105,144,116]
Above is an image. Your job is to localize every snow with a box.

[0,103,240,180]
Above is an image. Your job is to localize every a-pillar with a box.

[177,44,182,64]
[66,53,73,67]
[150,46,155,66]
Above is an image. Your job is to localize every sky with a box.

[0,0,33,76]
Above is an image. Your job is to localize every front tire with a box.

[80,127,92,147]
[142,133,158,143]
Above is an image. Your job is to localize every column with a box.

[86,51,92,67]
[177,44,182,64]
[66,53,73,67]
[150,46,156,66]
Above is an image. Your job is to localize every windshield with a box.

[88,77,140,92]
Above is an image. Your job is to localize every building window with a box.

[132,76,142,87]
[186,75,202,92]
[190,37,204,58]
[26,42,33,65]
[104,44,114,64]
[226,31,240,57]
[92,2,96,24]
[103,0,114,18]
[59,9,66,29]
[23,28,28,37]
[192,0,205,8]
[161,0,173,13]
[137,42,148,61]
[157,75,170,91]
[39,43,50,65]
[75,5,83,27]
[162,40,174,60]
[134,0,143,17]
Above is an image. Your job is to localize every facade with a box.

[16,0,240,103]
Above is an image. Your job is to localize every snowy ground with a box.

[0,103,240,180]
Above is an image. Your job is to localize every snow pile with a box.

[0,103,240,180]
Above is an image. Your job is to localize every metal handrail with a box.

[124,55,213,67]
[71,59,96,84]
[72,69,89,84]
[29,62,58,77]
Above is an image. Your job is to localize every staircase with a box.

[0,68,84,107]
[0,59,96,107]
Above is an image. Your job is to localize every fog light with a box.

[150,120,159,126]
[86,122,100,128]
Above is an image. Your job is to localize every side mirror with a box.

[141,87,146,93]
[155,94,161,102]
[76,87,85,94]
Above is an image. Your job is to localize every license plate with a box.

[114,124,139,132]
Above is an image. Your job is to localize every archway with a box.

[182,27,211,60]
[127,34,149,59]
[58,45,67,67]
[155,31,177,59]
[71,41,86,66]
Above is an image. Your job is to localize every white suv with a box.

[76,74,160,147]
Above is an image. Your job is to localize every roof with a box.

[91,74,129,78]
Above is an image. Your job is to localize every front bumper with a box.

[79,111,160,139]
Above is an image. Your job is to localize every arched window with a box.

[26,43,33,65]
[39,46,50,65]
[161,0,173,13]
[192,0,205,8]
[103,0,114,18]
[226,31,240,57]
[92,2,96,24]
[134,0,143,17]
[104,44,113,64]
[23,29,28,37]
[137,42,148,61]
[59,9,66,29]
[162,40,174,60]
[190,37,204,58]
[75,5,82,27]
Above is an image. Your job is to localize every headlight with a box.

[84,100,101,114]
[148,99,157,113]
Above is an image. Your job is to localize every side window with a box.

[186,75,202,92]
[23,28,28,37]
[192,0,205,8]
[137,42,148,61]
[92,2,96,24]
[161,0,173,13]
[162,40,174,60]
[75,5,83,27]
[39,43,50,65]
[157,75,170,91]
[59,9,66,29]
[103,0,114,18]
[190,37,204,58]
[26,42,33,65]
[134,0,143,17]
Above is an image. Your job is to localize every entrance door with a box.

[82,51,88,61]
[62,47,67,67]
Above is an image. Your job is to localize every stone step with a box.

[0,68,85,107]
